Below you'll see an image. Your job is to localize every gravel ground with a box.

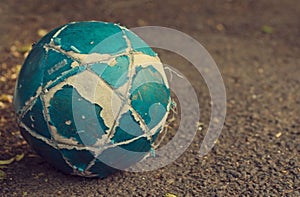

[0,0,299,196]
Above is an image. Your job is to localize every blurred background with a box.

[0,0,299,196]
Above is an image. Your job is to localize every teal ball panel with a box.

[14,45,46,111]
[20,127,73,174]
[21,96,52,139]
[13,21,170,178]
[48,84,108,146]
[56,22,127,54]
[90,55,130,88]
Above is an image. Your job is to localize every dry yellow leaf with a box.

[0,169,5,180]
[0,94,13,103]
[0,157,15,165]
[17,44,32,53]
[38,29,48,37]
[165,193,177,197]
[15,153,25,162]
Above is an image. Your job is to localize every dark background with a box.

[0,0,299,196]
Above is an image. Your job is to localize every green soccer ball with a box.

[13,21,171,178]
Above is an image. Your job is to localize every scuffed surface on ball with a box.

[13,21,170,178]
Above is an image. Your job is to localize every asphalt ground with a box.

[0,0,299,196]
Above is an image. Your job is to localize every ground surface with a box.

[0,0,299,196]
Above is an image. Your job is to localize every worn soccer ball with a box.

[13,21,170,178]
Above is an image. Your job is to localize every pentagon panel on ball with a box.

[13,21,171,178]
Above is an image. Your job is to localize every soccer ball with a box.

[13,21,170,178]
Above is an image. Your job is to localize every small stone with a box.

[275,132,282,138]
[166,178,175,184]
[258,68,264,74]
